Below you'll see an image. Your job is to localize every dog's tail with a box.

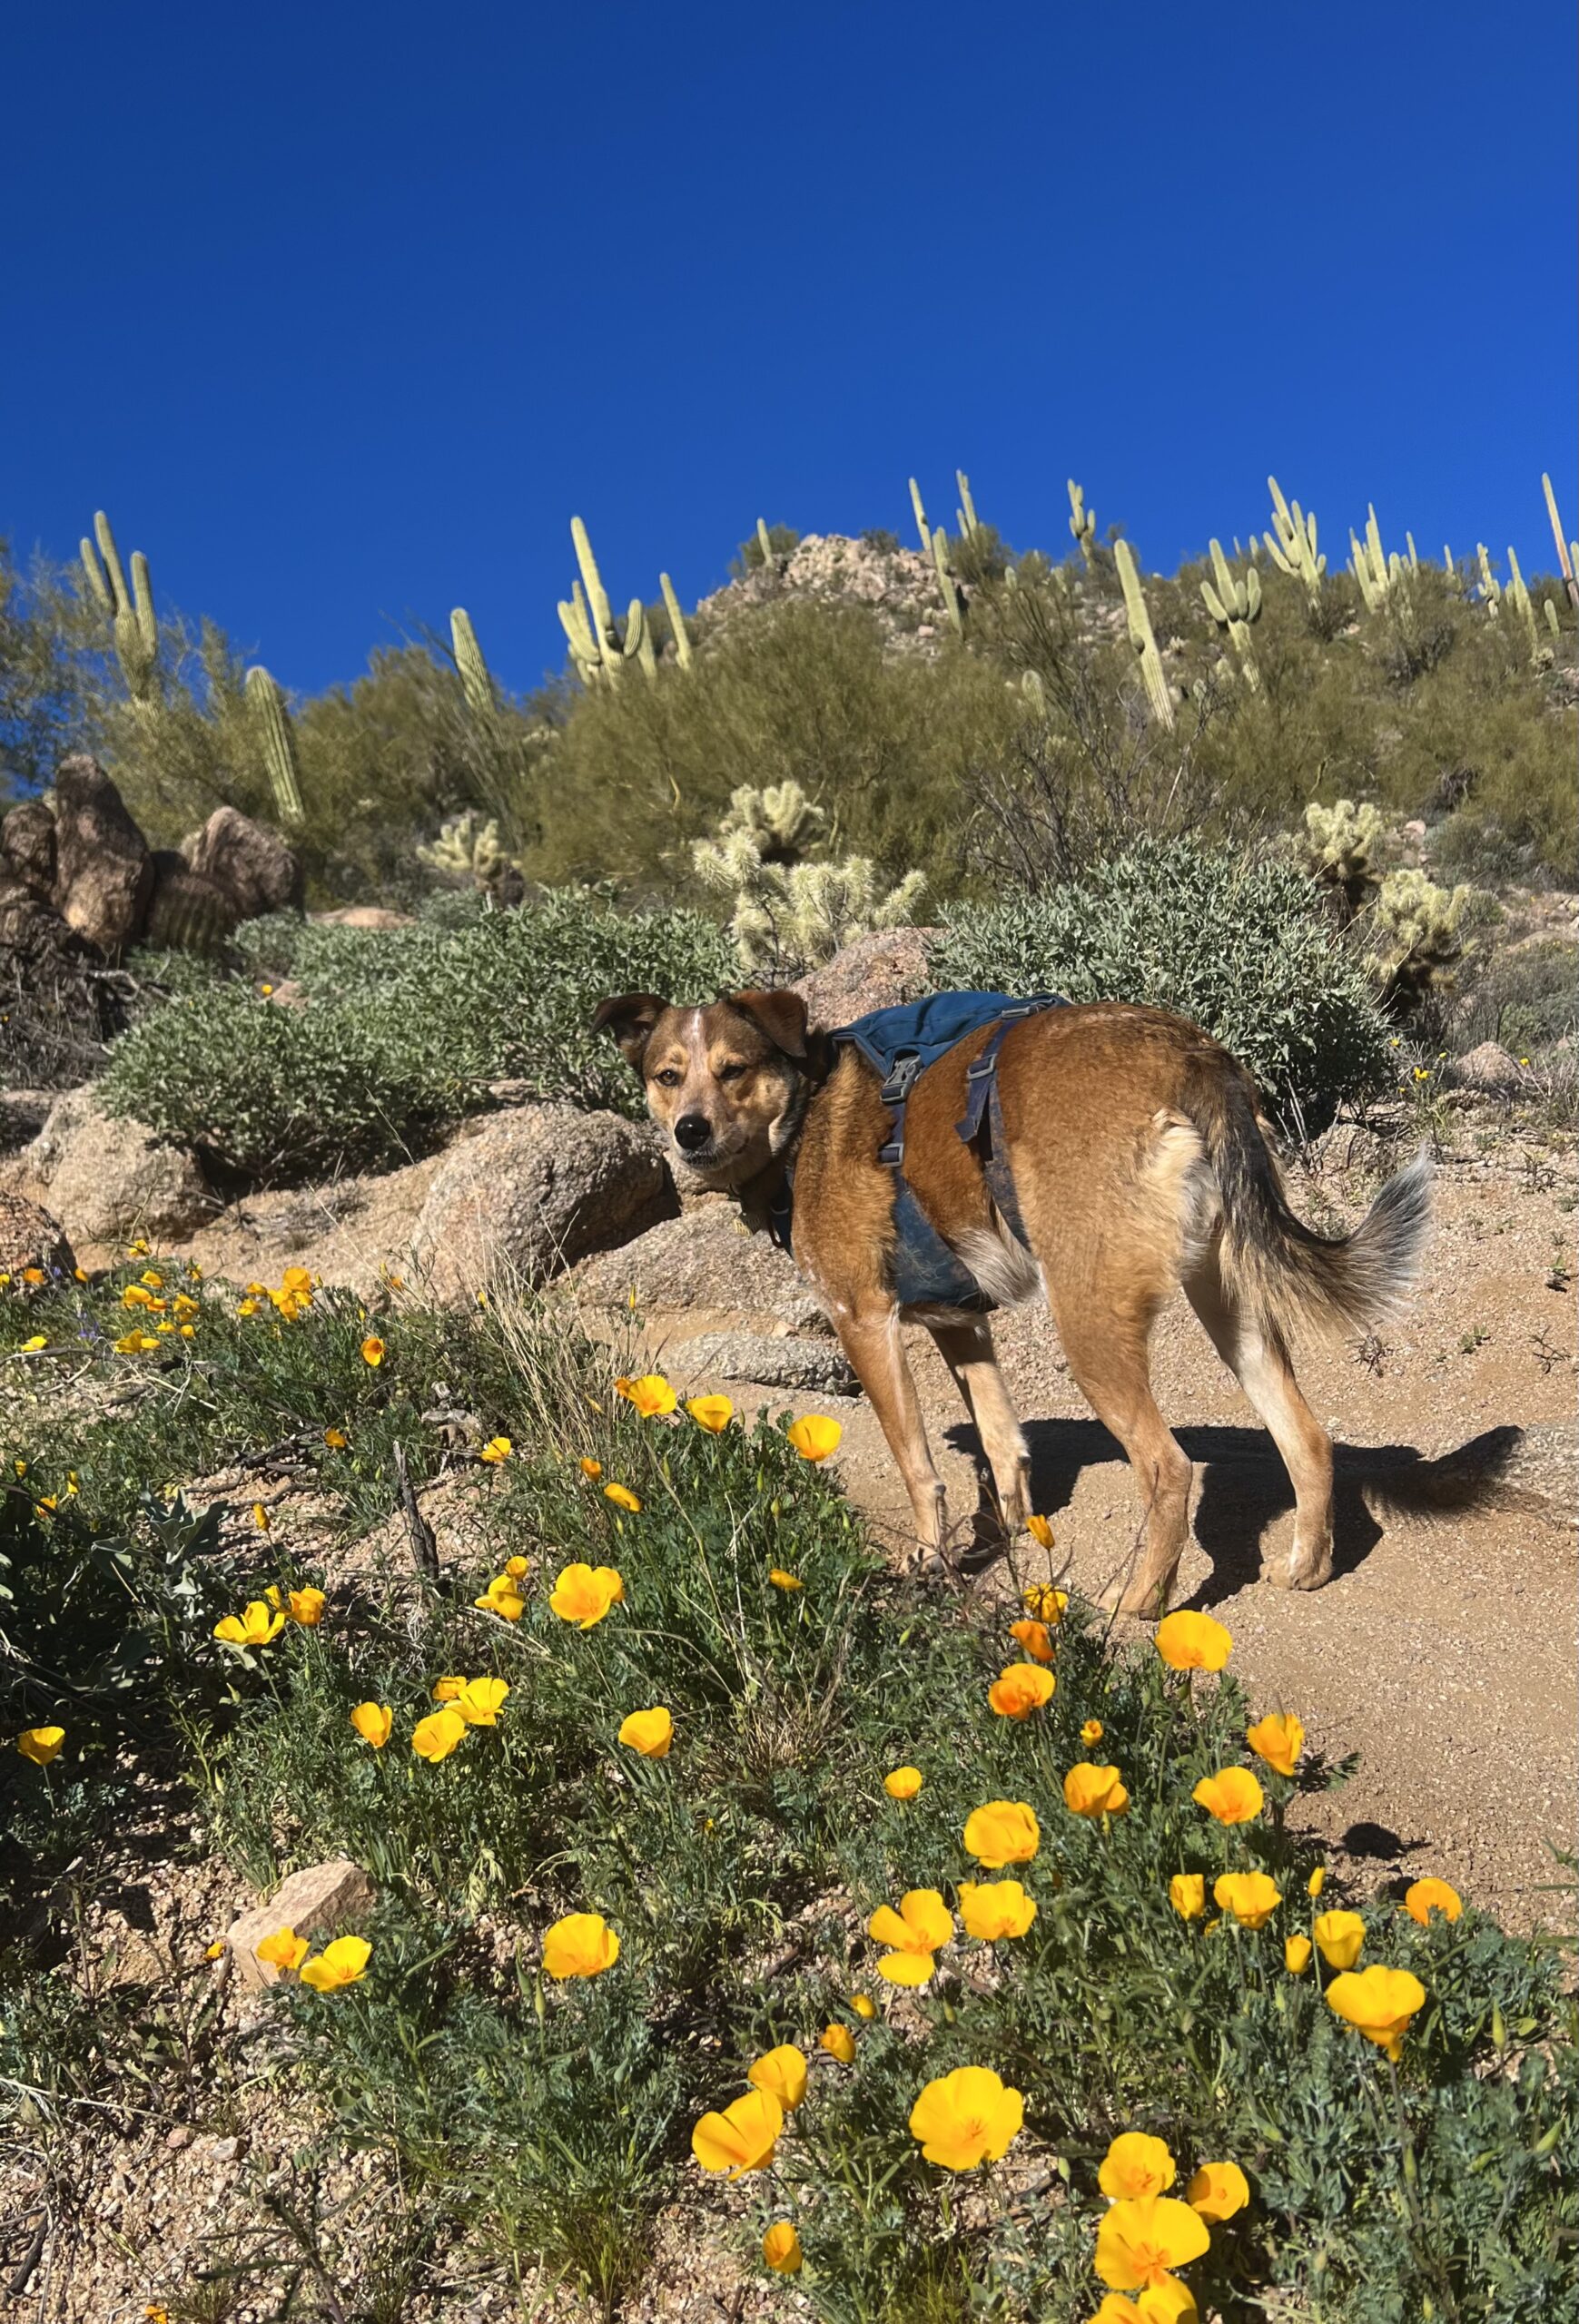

[1179,1052,1432,1343]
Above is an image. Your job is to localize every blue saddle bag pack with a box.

[769,989,1067,1310]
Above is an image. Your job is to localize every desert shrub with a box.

[100,890,735,1178]
[1453,934,1579,1058]
[933,838,1393,1130]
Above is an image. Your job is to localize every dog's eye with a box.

[716,1062,747,1083]
[654,1068,684,1088]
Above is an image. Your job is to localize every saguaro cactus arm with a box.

[658,572,694,669]
[80,509,161,704]
[1542,472,1579,609]
[450,609,496,721]
[244,665,305,826]
[1068,478,1096,563]
[1263,477,1325,603]
[1112,539,1175,729]
[908,477,932,556]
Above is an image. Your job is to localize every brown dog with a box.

[593,989,1430,1612]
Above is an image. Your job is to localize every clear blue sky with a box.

[5,2,1574,701]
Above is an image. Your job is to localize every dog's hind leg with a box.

[1184,1237,1336,1590]
[833,1305,949,1564]
[1048,1283,1195,1619]
[928,1317,1032,1537]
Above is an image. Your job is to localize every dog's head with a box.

[592,990,813,1189]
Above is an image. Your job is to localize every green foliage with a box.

[101,889,736,1179]
[933,838,1394,1128]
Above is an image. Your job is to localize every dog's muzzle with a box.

[673,1112,713,1156]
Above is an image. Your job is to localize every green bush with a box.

[932,838,1393,1130]
[101,890,735,1179]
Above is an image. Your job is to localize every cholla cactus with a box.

[1112,540,1175,729]
[692,782,923,972]
[80,510,161,706]
[1200,540,1262,688]
[418,810,516,890]
[1303,798,1385,918]
[243,666,305,826]
[1068,478,1096,564]
[1370,868,1469,1011]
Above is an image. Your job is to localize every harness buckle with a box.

[880,1052,923,1106]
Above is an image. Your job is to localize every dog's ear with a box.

[592,992,667,1073]
[725,988,809,1061]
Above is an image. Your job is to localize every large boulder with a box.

[569,1205,825,1329]
[15,1085,215,1248]
[0,1189,74,1283]
[795,926,937,1029]
[410,1106,676,1299]
[1447,1041,1525,1093]
[51,756,154,956]
[185,806,302,920]
[0,802,56,900]
[310,905,416,930]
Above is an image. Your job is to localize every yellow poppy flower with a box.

[618,1706,673,1758]
[762,2221,803,2274]
[323,1427,349,1449]
[1021,1581,1068,1620]
[877,1949,937,1986]
[990,1660,1056,1718]
[350,1702,392,1748]
[883,1765,923,1799]
[213,1600,286,1648]
[1308,1866,1326,1899]
[1212,1872,1282,1930]
[851,1994,876,2020]
[431,1676,466,1700]
[618,1373,677,1417]
[820,2023,856,2062]
[1246,1711,1304,1777]
[548,1561,625,1628]
[473,1574,526,1622]
[1088,2288,1199,2324]
[1082,1718,1105,1745]
[869,1889,954,1955]
[1285,1934,1312,1974]
[505,1555,531,1578]
[908,2065,1024,2171]
[1404,1876,1462,1925]
[686,1394,734,1432]
[114,1330,162,1354]
[1026,1514,1055,1551]
[1314,1910,1367,1969]
[1187,2161,1249,2221]
[479,1436,512,1463]
[16,1726,65,1767]
[1154,1610,1232,1672]
[1192,1768,1264,1825]
[1009,1617,1055,1663]
[602,1482,641,1512]
[958,1878,1037,1941]
[454,1677,510,1726]
[1169,1873,1206,1921]
[578,1456,603,1480]
[360,1336,385,1366]
[299,1936,371,1993]
[786,1414,843,1462]
[748,2043,808,2111]
[255,1927,309,1974]
[15,1334,44,1354]
[1325,1964,1427,2061]
[768,1568,803,1590]
[1099,2132,1178,2201]
[121,1284,153,1309]
[963,1799,1041,1866]
[411,1708,468,1762]
[1094,2194,1211,2291]
[542,1911,620,1980]
[1063,1762,1130,1818]
[691,2086,783,2176]
[287,1588,327,1627]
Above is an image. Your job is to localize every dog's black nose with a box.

[673,1112,712,1153]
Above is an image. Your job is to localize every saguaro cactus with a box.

[1475,545,1502,614]
[558,517,656,684]
[1505,549,1547,664]
[1200,539,1262,688]
[1349,506,1404,612]
[658,573,695,670]
[1067,478,1096,564]
[450,609,496,721]
[1541,472,1579,609]
[80,510,161,705]
[908,477,933,557]
[930,527,964,635]
[955,470,982,541]
[1112,540,1175,729]
[243,666,305,826]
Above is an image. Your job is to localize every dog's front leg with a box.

[834,1305,947,1563]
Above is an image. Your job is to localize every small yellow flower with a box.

[203,1942,225,1961]
[1285,1934,1313,1974]
[883,1765,923,1800]
[360,1335,385,1366]
[1404,1876,1463,1925]
[454,1677,510,1726]
[350,1702,392,1748]
[908,2065,1024,2171]
[1314,1909,1367,1969]
[287,1588,327,1627]
[1026,1514,1055,1551]
[617,1373,677,1417]
[820,2022,856,2062]
[748,2043,808,2111]
[691,2087,783,2177]
[768,1568,803,1590]
[411,1708,468,1762]
[990,1660,1056,1718]
[1063,1762,1130,1818]
[299,1936,370,1993]
[762,2220,803,2275]
[431,1676,466,1701]
[1326,1964,1426,2061]
[549,1562,625,1628]
[1246,1710,1304,1777]
[851,1994,876,2020]
[618,1706,674,1758]
[1099,2132,1177,2201]
[1094,2194,1210,2291]
[1213,1871,1282,1930]
[255,1926,309,1974]
[1081,1718,1105,1745]
[21,1267,46,1286]
[1009,1617,1055,1663]
[786,1413,843,1462]
[1308,1866,1326,1899]
[686,1394,734,1432]
[323,1427,349,1450]
[121,1284,153,1309]
[1192,1767,1264,1825]
[1187,2161,1249,2221]
[1169,1873,1206,1921]
[16,1726,65,1767]
[603,1482,641,1512]
[1021,1581,1067,1620]
[474,1574,526,1621]
[1154,1610,1232,1672]
[578,1456,603,1479]
[479,1435,512,1463]
[963,1798,1041,1866]
[504,1555,531,1578]
[958,1878,1037,1940]
[542,1912,620,1980]
[213,1600,286,1648]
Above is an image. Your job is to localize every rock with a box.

[569,1206,814,1322]
[142,851,239,953]
[50,755,154,956]
[1447,1041,1525,1092]
[410,1105,676,1298]
[0,1091,52,1154]
[674,1331,857,1394]
[0,801,56,899]
[1311,1120,1404,1180]
[227,1858,375,1993]
[0,870,64,953]
[263,978,308,1008]
[0,1189,74,1282]
[796,926,937,1029]
[16,1085,215,1247]
[186,806,302,920]
[310,904,416,931]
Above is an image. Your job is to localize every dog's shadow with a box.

[942,1416,1527,1609]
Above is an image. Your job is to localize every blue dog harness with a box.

[769,990,1067,1309]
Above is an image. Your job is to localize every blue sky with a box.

[5,3,1574,700]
